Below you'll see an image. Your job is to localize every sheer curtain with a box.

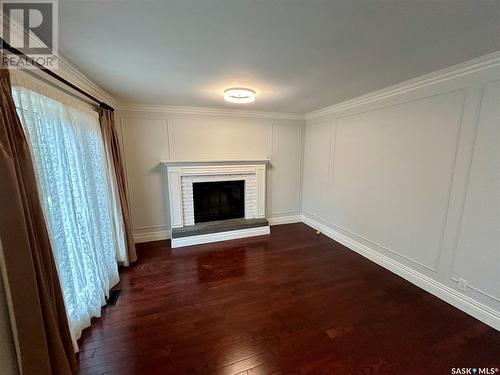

[11,79,122,350]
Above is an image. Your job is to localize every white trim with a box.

[132,216,298,243]
[161,159,270,166]
[171,226,270,248]
[268,214,302,226]
[117,103,304,120]
[133,229,170,243]
[301,215,500,331]
[165,163,267,228]
[305,51,500,120]
[55,57,117,107]
[3,14,116,106]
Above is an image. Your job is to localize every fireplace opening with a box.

[193,180,245,223]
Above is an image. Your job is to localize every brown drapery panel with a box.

[0,68,76,374]
[99,107,137,265]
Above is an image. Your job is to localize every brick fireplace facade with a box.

[163,160,268,231]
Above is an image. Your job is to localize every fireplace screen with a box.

[193,180,245,223]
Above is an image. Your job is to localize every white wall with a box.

[116,108,304,242]
[302,53,500,329]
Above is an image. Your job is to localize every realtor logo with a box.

[0,0,58,68]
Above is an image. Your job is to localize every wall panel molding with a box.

[448,79,500,302]
[302,55,500,330]
[121,117,170,231]
[325,219,439,272]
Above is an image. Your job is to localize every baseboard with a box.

[301,215,500,331]
[268,214,302,226]
[133,229,170,243]
[133,215,299,244]
[172,226,270,248]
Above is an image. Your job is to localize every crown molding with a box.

[116,103,305,120]
[1,14,117,107]
[305,51,500,120]
[54,57,117,107]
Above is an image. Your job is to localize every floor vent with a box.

[105,289,121,307]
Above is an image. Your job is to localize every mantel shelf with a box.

[161,159,271,166]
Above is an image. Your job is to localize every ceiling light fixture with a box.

[223,87,256,104]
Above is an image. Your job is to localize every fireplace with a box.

[193,180,245,223]
[163,160,270,247]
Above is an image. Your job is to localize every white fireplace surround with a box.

[163,159,269,232]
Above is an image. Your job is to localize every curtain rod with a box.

[1,38,114,111]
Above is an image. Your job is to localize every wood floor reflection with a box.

[77,223,500,374]
[197,248,247,282]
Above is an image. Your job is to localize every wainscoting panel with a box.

[167,115,272,160]
[120,118,170,231]
[330,90,465,271]
[302,121,333,221]
[269,123,303,216]
[451,80,500,302]
[302,53,500,329]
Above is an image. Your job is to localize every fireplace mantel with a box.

[161,159,270,166]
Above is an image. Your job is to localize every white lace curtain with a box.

[11,79,124,350]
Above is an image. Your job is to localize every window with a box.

[12,85,122,349]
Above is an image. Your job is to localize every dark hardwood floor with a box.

[77,223,500,374]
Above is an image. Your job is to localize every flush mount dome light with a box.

[223,87,256,104]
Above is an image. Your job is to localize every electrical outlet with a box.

[458,278,468,291]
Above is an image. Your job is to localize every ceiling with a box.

[58,0,499,114]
